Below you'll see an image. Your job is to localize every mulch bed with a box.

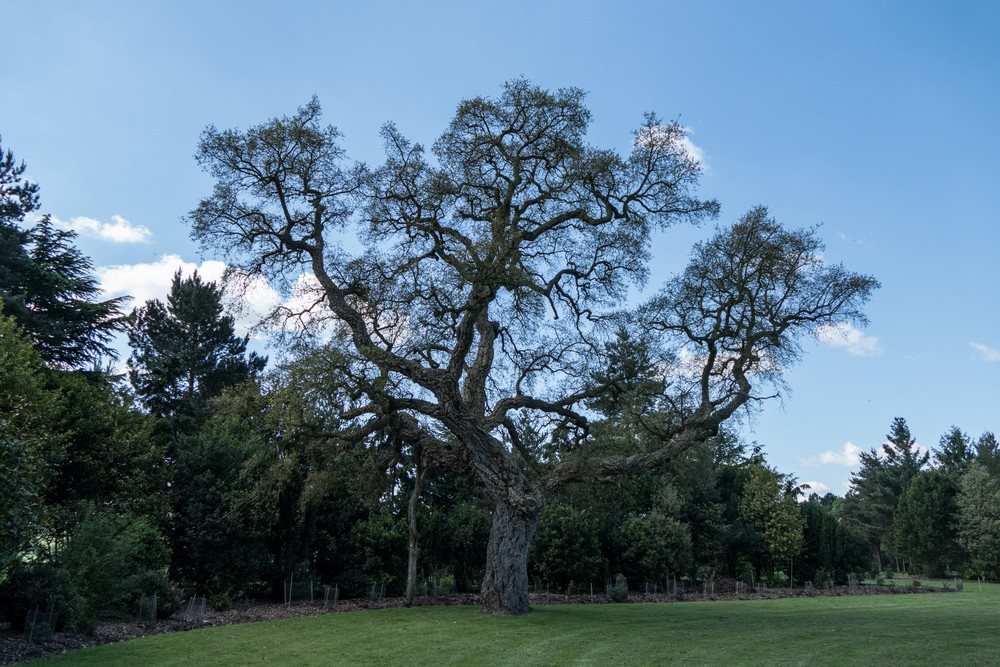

[0,580,950,665]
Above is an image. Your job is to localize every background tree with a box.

[189,83,877,614]
[737,463,804,581]
[841,417,927,572]
[799,494,870,585]
[61,508,174,620]
[528,503,604,592]
[888,426,975,575]
[39,373,168,548]
[2,137,128,367]
[0,135,40,223]
[974,432,1000,477]
[1,138,127,367]
[128,269,266,431]
[614,485,693,588]
[934,426,974,477]
[892,468,959,575]
[0,314,58,572]
[166,395,272,598]
[955,465,1000,580]
[0,135,43,339]
[6,216,129,366]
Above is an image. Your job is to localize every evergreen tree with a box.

[955,465,1000,580]
[974,432,1000,477]
[40,373,169,544]
[883,417,930,474]
[934,426,974,476]
[1,137,127,367]
[841,417,928,572]
[0,135,40,223]
[127,269,266,429]
[892,469,959,575]
[799,496,870,585]
[10,216,129,366]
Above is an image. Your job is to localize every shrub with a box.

[62,508,171,619]
[124,570,181,619]
[614,499,692,588]
[346,513,407,597]
[0,562,81,632]
[208,591,233,611]
[530,504,604,593]
[608,574,629,603]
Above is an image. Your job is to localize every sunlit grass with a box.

[25,583,1000,666]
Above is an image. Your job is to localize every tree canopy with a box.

[189,81,878,614]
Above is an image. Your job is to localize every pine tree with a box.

[127,269,266,429]
[841,417,928,572]
[0,135,40,222]
[934,426,974,476]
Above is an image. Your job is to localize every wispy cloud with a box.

[816,323,882,357]
[971,342,1000,363]
[799,441,863,467]
[52,214,153,243]
[678,128,706,168]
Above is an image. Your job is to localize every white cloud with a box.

[97,254,225,305]
[97,255,287,338]
[799,441,863,468]
[678,128,706,167]
[971,342,1000,363]
[51,214,153,243]
[800,481,831,495]
[816,322,882,357]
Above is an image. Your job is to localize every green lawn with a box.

[24,583,1000,666]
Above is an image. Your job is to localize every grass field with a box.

[24,582,1000,666]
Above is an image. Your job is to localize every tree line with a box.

[2,82,982,626]
[841,417,1000,579]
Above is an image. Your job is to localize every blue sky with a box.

[3,0,998,494]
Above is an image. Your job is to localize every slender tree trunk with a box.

[872,541,883,573]
[481,499,539,615]
[405,452,426,607]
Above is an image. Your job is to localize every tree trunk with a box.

[404,453,426,607]
[480,499,538,615]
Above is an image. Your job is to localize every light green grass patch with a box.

[24,584,1000,666]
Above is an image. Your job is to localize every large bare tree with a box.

[189,81,877,614]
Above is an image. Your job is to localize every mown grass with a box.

[25,583,1000,666]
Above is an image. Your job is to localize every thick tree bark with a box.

[481,498,539,615]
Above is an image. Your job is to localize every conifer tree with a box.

[127,269,266,429]
[0,137,127,367]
